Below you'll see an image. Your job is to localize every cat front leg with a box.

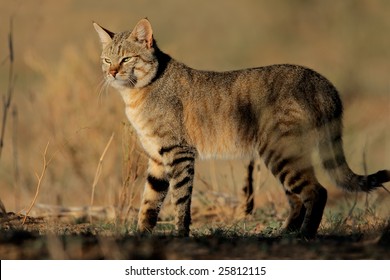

[137,158,169,234]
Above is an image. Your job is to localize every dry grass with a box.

[0,0,389,239]
[22,141,53,224]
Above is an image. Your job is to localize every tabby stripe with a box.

[279,170,289,185]
[170,165,189,179]
[175,194,191,206]
[263,149,277,167]
[151,128,173,139]
[287,173,302,187]
[172,166,195,179]
[159,145,182,155]
[169,156,194,167]
[278,129,302,138]
[285,189,293,196]
[244,160,255,215]
[271,157,294,175]
[187,167,195,176]
[173,176,191,189]
[271,119,299,132]
[259,141,269,157]
[147,175,169,192]
[291,180,309,194]
[175,150,196,157]
[145,208,159,226]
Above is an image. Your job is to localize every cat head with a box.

[93,18,159,89]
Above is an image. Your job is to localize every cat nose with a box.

[109,68,118,77]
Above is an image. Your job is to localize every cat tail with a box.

[318,119,390,192]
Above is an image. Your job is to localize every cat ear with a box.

[93,22,115,49]
[129,18,154,49]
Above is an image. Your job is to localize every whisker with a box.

[94,78,105,95]
[96,76,111,104]
[127,76,136,87]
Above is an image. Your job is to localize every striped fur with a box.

[94,19,390,238]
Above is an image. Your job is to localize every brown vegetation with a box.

[0,0,389,259]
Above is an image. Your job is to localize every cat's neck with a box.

[151,46,172,83]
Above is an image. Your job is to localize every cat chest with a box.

[125,107,164,159]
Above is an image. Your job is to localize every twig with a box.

[22,141,54,224]
[12,106,20,209]
[90,133,115,222]
[0,18,15,160]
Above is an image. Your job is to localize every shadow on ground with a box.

[1,213,389,259]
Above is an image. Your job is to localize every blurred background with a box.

[0,0,389,227]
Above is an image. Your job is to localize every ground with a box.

[1,212,389,260]
[1,0,390,262]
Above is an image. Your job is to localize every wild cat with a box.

[93,18,390,238]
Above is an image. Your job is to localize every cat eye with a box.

[103,58,111,64]
[121,57,134,63]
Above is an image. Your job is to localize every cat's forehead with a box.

[112,30,132,43]
[103,30,137,56]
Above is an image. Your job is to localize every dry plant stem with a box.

[341,192,358,227]
[119,123,146,225]
[0,18,15,160]
[22,141,53,224]
[12,106,20,209]
[90,132,115,222]
[0,19,15,212]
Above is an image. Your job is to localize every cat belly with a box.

[192,131,257,159]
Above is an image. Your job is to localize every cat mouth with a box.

[106,75,137,88]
